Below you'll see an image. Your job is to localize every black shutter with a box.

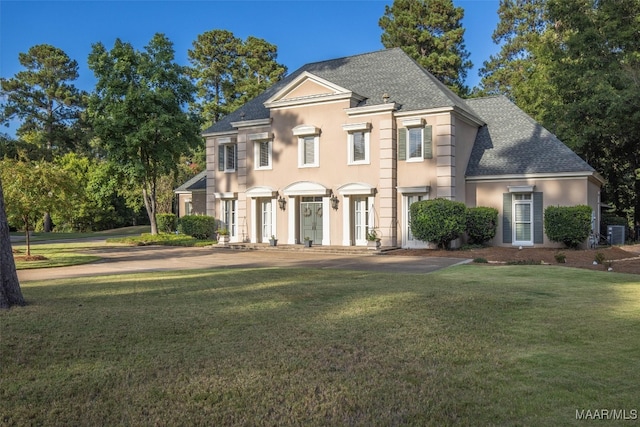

[533,192,544,244]
[503,193,512,244]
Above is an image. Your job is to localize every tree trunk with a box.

[0,178,25,309]
[142,186,158,236]
[43,212,52,233]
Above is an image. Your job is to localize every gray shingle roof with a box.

[465,96,595,177]
[204,48,479,134]
[174,170,206,192]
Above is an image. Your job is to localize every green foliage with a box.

[410,198,467,249]
[87,33,203,235]
[473,257,488,264]
[0,159,75,255]
[594,252,606,265]
[156,213,177,233]
[378,0,472,95]
[466,206,498,244]
[107,233,211,247]
[544,205,592,248]
[554,252,566,263]
[601,212,628,227]
[188,30,286,127]
[0,44,87,158]
[177,215,216,240]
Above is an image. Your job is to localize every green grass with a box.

[10,225,150,242]
[106,232,214,247]
[12,242,106,270]
[2,265,639,425]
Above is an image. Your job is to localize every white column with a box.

[342,195,351,246]
[322,197,331,246]
[287,196,296,244]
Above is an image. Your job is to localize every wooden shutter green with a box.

[533,192,544,244]
[398,128,407,161]
[218,145,225,171]
[423,125,433,159]
[503,193,512,244]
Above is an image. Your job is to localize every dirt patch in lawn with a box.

[385,245,640,275]
[13,255,49,262]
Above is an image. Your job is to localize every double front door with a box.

[301,197,323,243]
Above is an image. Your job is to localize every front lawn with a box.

[2,265,639,425]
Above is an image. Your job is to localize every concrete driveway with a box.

[17,245,470,282]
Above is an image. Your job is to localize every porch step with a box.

[212,243,399,255]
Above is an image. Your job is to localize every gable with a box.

[264,71,364,109]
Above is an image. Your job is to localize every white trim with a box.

[283,181,330,197]
[337,182,376,196]
[322,197,331,246]
[292,124,320,136]
[346,130,370,165]
[345,102,398,116]
[298,135,319,168]
[217,136,237,144]
[397,186,430,194]
[229,118,271,128]
[466,171,604,183]
[202,130,237,137]
[287,196,296,244]
[248,132,272,141]
[246,186,277,198]
[394,106,485,126]
[250,198,257,243]
[401,117,425,128]
[214,192,237,199]
[508,185,535,193]
[342,194,350,246]
[253,140,272,170]
[342,122,372,132]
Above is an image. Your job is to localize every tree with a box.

[543,0,640,226]
[0,177,25,309]
[87,33,202,235]
[0,44,87,159]
[0,159,71,256]
[379,0,472,95]
[188,30,287,127]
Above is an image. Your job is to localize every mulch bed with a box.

[13,255,48,261]
[385,245,640,275]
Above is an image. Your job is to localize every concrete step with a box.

[212,242,400,255]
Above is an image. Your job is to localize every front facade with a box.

[200,49,603,248]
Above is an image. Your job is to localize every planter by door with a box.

[218,235,230,246]
[367,240,381,250]
[269,239,278,246]
[304,240,313,248]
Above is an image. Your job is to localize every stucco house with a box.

[175,170,207,217]
[195,48,603,248]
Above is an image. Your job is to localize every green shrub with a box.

[466,207,498,244]
[156,213,177,233]
[177,215,216,240]
[473,257,488,263]
[594,252,606,264]
[554,252,566,263]
[544,205,592,248]
[410,198,467,249]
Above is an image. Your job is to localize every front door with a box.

[301,197,323,244]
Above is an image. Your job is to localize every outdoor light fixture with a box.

[330,192,339,210]
[278,195,287,210]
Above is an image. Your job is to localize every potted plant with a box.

[366,229,381,250]
[304,236,313,247]
[217,228,230,245]
[269,235,278,246]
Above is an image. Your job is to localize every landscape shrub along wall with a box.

[410,198,467,249]
[544,205,593,248]
[177,215,216,239]
[156,213,177,233]
[466,207,498,244]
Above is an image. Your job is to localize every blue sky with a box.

[1,0,500,133]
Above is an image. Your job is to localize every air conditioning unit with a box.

[607,225,626,245]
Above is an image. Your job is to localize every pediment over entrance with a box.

[283,181,330,196]
[337,182,376,196]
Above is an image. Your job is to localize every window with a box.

[398,124,433,161]
[218,143,237,172]
[408,128,422,159]
[348,131,370,164]
[503,192,543,245]
[254,140,272,170]
[299,135,319,167]
[184,200,192,216]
